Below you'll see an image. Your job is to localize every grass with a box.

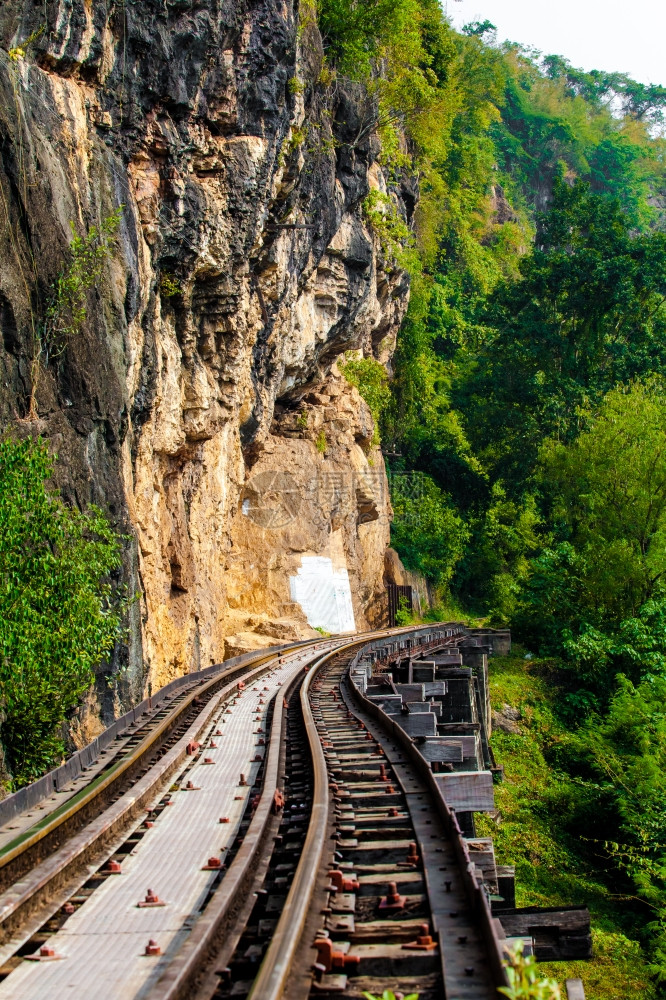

[478,651,656,1000]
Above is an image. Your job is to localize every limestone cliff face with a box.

[0,1,412,713]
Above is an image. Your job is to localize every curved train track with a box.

[0,624,510,999]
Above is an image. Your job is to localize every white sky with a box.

[447,0,666,86]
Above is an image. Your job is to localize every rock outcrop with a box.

[0,1,412,716]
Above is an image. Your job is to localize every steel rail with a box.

[0,623,428,888]
[244,622,469,1000]
[140,653,310,1000]
[135,624,447,1000]
[0,650,329,956]
[0,642,326,876]
[244,640,359,1000]
[345,640,511,991]
[0,624,451,993]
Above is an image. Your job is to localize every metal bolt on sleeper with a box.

[403,923,437,951]
[406,841,420,865]
[379,881,406,911]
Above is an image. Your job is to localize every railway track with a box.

[0,624,510,999]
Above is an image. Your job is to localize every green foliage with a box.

[0,436,126,786]
[160,273,181,298]
[499,940,560,999]
[363,191,420,275]
[513,383,666,695]
[287,76,305,95]
[394,595,416,626]
[542,383,666,612]
[389,470,469,588]
[559,672,666,983]
[314,2,666,986]
[297,0,317,39]
[362,992,418,1000]
[461,182,666,486]
[459,483,541,622]
[578,676,666,906]
[339,352,390,443]
[479,653,657,999]
[494,50,666,225]
[41,210,122,365]
[462,20,497,41]
[8,25,44,62]
[288,126,307,151]
[316,0,423,79]
[315,430,327,454]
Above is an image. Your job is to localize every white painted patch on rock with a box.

[290,556,356,634]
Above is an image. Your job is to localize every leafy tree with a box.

[316,0,425,79]
[0,436,126,786]
[493,49,666,224]
[389,470,469,587]
[572,676,666,981]
[462,20,496,42]
[460,182,666,488]
[542,383,666,613]
[514,383,666,697]
[457,483,541,622]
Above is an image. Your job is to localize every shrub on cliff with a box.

[0,437,126,786]
[339,353,391,444]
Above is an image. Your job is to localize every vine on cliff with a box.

[28,210,122,417]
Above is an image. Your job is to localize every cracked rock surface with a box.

[0,0,412,730]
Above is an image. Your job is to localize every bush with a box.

[339,353,391,443]
[0,436,126,785]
